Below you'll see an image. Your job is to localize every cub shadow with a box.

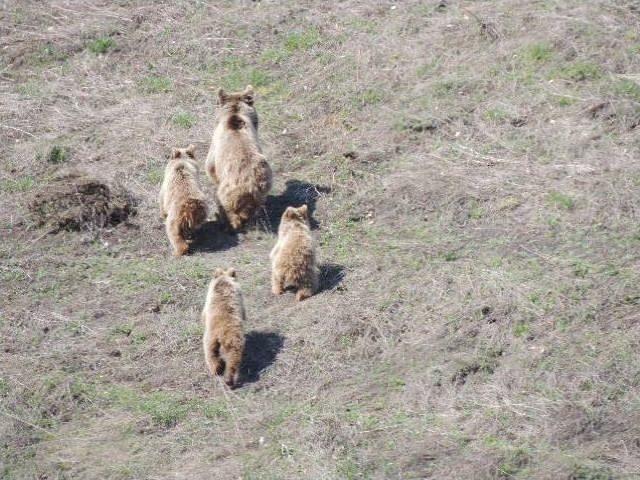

[261,180,330,232]
[241,330,285,384]
[189,219,239,253]
[320,263,346,293]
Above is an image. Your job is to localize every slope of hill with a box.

[1,1,639,478]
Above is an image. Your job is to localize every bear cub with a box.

[270,204,319,301]
[159,145,208,256]
[202,267,246,388]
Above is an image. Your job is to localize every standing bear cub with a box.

[270,204,319,301]
[205,85,272,230]
[159,145,208,256]
[202,267,246,388]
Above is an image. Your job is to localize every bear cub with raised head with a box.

[159,145,208,256]
[202,267,246,388]
[205,85,272,230]
[270,204,319,301]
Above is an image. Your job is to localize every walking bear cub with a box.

[205,85,272,230]
[202,267,245,388]
[270,204,319,301]
[159,145,208,256]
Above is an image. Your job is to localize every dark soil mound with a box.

[29,172,136,232]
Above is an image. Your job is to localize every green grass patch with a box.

[46,145,68,164]
[138,75,172,94]
[17,81,42,97]
[87,37,115,54]
[181,323,204,342]
[102,386,228,428]
[357,88,383,107]
[0,377,9,397]
[344,18,378,33]
[261,48,288,64]
[433,79,467,98]
[497,447,530,477]
[0,266,29,283]
[226,68,270,91]
[416,59,442,78]
[547,191,575,210]
[146,166,164,185]
[569,464,613,480]
[484,108,508,122]
[66,254,212,298]
[444,251,459,262]
[111,324,133,337]
[284,28,321,52]
[0,176,35,193]
[557,96,576,107]
[557,61,602,81]
[523,43,554,63]
[171,112,196,129]
[159,291,173,304]
[468,201,485,219]
[513,322,530,337]
[27,44,68,67]
[613,78,640,102]
[321,221,360,264]
[571,260,590,278]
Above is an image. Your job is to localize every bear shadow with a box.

[258,180,330,232]
[319,263,346,293]
[241,330,285,384]
[190,218,239,253]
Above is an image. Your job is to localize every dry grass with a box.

[1,1,640,478]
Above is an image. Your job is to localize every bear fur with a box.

[159,145,208,256]
[205,85,272,230]
[202,267,246,388]
[270,204,319,301]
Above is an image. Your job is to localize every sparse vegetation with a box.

[138,75,172,94]
[2,1,640,479]
[0,176,35,193]
[357,88,383,107]
[87,37,115,54]
[523,42,554,62]
[223,62,271,90]
[171,111,196,129]
[46,145,68,164]
[146,165,164,185]
[558,61,602,81]
[548,191,575,210]
[284,28,321,52]
[613,78,640,102]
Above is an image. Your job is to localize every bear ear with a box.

[171,148,182,159]
[298,204,309,218]
[243,85,255,106]
[217,88,228,105]
[284,206,296,220]
[213,267,224,278]
[226,267,236,278]
[185,144,196,158]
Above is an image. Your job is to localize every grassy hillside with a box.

[2,1,640,478]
